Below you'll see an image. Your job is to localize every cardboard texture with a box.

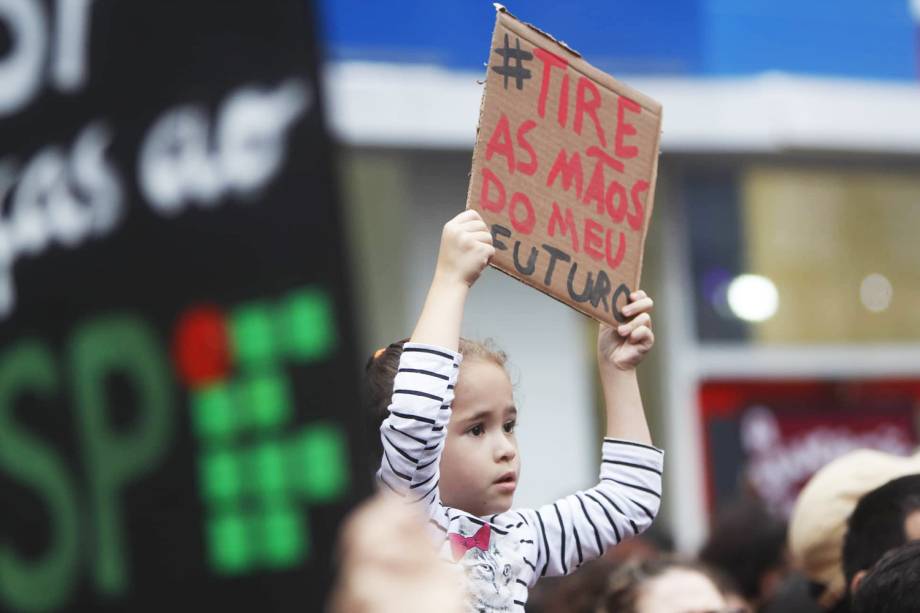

[466,7,662,326]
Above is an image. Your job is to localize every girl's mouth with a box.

[493,472,517,492]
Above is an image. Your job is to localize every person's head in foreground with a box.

[598,557,737,613]
[787,448,920,611]
[842,473,920,597]
[329,492,464,613]
[367,337,518,516]
[850,540,920,613]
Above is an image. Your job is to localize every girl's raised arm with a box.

[597,289,655,445]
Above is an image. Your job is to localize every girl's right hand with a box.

[434,210,495,288]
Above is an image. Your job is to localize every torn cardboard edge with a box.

[492,3,582,59]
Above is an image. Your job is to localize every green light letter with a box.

[70,316,175,596]
[0,341,79,612]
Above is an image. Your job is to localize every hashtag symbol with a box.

[491,33,533,90]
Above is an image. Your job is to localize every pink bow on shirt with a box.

[448,524,491,561]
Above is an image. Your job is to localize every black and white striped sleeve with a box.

[520,438,663,582]
[376,342,461,515]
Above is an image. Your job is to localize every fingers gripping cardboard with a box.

[466,7,662,326]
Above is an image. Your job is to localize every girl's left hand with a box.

[598,290,655,371]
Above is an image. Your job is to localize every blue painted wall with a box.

[317,0,918,80]
[702,0,917,79]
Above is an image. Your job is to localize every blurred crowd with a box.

[331,447,920,613]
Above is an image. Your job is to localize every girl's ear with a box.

[850,569,868,594]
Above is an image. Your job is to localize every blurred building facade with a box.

[318,0,920,552]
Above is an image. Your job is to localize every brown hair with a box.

[364,337,508,462]
[598,556,729,613]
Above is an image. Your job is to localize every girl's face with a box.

[439,359,520,517]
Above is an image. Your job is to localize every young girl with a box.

[366,209,663,611]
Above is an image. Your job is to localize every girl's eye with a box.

[503,420,516,433]
[470,424,484,436]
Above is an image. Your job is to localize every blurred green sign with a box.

[0,1,366,611]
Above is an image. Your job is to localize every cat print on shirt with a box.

[449,519,523,613]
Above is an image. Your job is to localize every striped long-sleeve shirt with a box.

[377,342,664,611]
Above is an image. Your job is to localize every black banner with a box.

[0,1,366,610]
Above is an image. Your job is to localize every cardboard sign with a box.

[467,7,662,326]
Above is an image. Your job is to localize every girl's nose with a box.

[495,435,517,462]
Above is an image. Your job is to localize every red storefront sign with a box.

[700,379,920,517]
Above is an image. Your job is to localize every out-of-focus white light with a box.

[910,0,920,22]
[741,406,780,454]
[727,274,779,322]
[860,273,893,313]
